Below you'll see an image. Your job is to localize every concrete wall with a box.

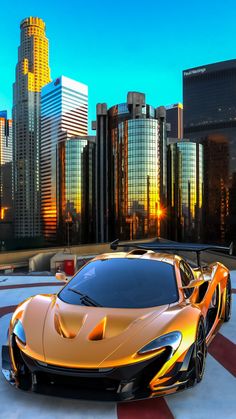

[29,252,56,272]
[0,243,111,267]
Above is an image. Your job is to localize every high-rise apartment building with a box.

[13,17,50,238]
[95,92,167,242]
[165,103,183,139]
[167,140,204,242]
[40,76,89,243]
[183,59,236,242]
[0,111,13,224]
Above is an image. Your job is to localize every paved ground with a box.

[0,272,235,419]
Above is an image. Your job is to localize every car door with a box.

[179,260,195,299]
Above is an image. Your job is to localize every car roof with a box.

[92,250,179,266]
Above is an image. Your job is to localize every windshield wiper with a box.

[68,288,103,307]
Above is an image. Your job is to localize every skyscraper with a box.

[165,103,183,139]
[95,92,167,242]
[183,59,236,242]
[167,140,204,242]
[62,137,96,245]
[13,17,50,239]
[0,111,13,223]
[40,76,88,243]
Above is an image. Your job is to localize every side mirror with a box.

[181,279,207,289]
[55,272,67,281]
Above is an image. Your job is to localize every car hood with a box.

[20,294,176,368]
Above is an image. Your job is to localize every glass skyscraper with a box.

[13,17,50,239]
[118,119,163,239]
[0,111,13,224]
[168,141,204,242]
[40,76,88,243]
[95,92,167,242]
[183,59,236,242]
[63,137,96,245]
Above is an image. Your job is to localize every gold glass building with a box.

[13,17,50,238]
[168,140,204,242]
[62,137,96,245]
[95,92,168,242]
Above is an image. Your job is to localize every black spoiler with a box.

[110,238,233,266]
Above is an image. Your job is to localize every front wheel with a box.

[190,318,207,383]
[224,276,232,322]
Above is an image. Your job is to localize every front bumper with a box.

[1,344,194,401]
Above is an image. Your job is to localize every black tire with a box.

[224,276,232,322]
[191,318,207,383]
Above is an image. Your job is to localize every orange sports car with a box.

[1,240,232,401]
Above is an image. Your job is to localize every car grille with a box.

[21,348,171,400]
[36,371,119,392]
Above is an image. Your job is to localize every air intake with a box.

[128,249,154,256]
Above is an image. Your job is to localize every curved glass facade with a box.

[95,92,167,242]
[168,141,204,241]
[62,137,95,244]
[114,119,162,239]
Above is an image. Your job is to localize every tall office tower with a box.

[13,17,50,239]
[95,92,167,242]
[167,140,204,242]
[165,103,183,139]
[62,137,96,245]
[41,76,88,243]
[0,111,13,236]
[183,59,236,243]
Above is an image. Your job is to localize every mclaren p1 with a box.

[1,240,232,401]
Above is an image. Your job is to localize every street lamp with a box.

[65,211,72,251]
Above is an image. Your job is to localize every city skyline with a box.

[1,11,236,247]
[1,0,236,130]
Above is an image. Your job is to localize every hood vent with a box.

[54,306,86,339]
[89,317,106,341]
[54,312,74,339]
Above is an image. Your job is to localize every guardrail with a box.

[0,261,28,272]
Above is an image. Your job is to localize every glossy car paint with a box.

[6,251,230,398]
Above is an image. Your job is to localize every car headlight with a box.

[138,331,182,356]
[13,320,26,345]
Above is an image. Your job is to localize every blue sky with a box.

[1,0,236,129]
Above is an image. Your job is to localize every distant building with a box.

[13,17,51,239]
[167,140,204,242]
[183,59,236,242]
[40,76,90,244]
[0,111,13,241]
[63,137,96,245]
[94,92,168,242]
[166,103,183,139]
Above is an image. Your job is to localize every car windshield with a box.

[59,258,178,309]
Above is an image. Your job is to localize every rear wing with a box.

[110,238,233,267]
